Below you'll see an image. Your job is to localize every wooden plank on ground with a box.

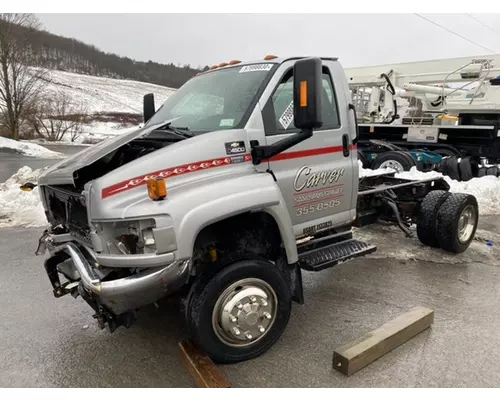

[332,306,434,376]
[178,340,231,388]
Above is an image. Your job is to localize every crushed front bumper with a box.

[38,231,191,326]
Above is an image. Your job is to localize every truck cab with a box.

[35,56,478,364]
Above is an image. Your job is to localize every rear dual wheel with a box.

[417,191,478,253]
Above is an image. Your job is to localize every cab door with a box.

[258,60,356,237]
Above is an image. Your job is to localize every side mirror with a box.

[143,93,155,123]
[293,57,323,131]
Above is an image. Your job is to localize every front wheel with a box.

[185,258,292,363]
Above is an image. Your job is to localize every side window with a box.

[269,70,340,134]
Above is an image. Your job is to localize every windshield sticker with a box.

[225,141,246,155]
[220,118,234,127]
[239,64,273,73]
[279,101,294,129]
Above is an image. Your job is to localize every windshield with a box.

[146,63,275,133]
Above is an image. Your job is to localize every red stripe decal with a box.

[101,154,252,199]
[101,144,357,199]
[270,145,344,161]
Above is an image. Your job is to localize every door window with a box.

[269,69,341,135]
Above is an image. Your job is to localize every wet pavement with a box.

[2,217,500,387]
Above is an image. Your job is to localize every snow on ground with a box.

[359,161,500,216]
[355,223,500,266]
[0,137,64,158]
[0,166,49,228]
[42,69,176,115]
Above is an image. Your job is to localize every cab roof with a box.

[197,55,339,75]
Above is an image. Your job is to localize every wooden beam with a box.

[178,340,231,388]
[332,306,434,376]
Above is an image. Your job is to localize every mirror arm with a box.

[251,128,313,165]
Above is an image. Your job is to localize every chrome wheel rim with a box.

[379,160,405,172]
[212,278,277,348]
[458,205,476,244]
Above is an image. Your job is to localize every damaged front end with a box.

[34,121,193,332]
[37,224,190,332]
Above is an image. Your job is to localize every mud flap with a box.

[291,265,304,304]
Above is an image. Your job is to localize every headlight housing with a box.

[92,217,177,256]
[94,219,157,255]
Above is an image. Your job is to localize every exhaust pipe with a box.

[51,243,190,314]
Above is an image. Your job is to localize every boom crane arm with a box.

[346,54,500,123]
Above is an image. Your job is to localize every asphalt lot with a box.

[2,217,500,388]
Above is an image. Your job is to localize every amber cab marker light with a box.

[210,65,218,70]
[300,81,308,107]
[264,55,278,60]
[219,62,228,67]
[229,60,241,65]
[147,178,167,201]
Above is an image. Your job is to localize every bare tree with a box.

[0,13,47,140]
[29,91,89,142]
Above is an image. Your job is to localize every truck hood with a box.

[38,121,169,186]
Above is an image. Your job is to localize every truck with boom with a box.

[35,55,479,363]
[347,54,500,178]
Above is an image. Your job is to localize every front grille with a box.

[42,186,89,236]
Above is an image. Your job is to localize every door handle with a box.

[342,134,350,157]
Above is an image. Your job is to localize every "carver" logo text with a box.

[293,166,345,192]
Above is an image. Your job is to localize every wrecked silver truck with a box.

[35,56,478,363]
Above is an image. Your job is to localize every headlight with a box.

[93,217,177,255]
[95,219,157,255]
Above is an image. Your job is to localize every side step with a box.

[298,238,377,272]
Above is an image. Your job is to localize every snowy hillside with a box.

[18,68,179,144]
[42,69,176,115]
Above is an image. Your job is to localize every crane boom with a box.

[345,54,500,87]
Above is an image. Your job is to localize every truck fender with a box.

[174,173,298,264]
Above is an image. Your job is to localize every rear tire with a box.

[185,258,292,364]
[417,190,450,248]
[371,151,416,172]
[436,193,479,253]
[487,166,498,176]
[458,157,473,181]
[443,156,460,181]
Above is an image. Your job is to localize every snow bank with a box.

[359,161,500,215]
[0,166,49,228]
[0,137,64,158]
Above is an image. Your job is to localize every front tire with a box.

[185,258,292,364]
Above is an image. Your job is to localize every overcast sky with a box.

[36,13,500,69]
